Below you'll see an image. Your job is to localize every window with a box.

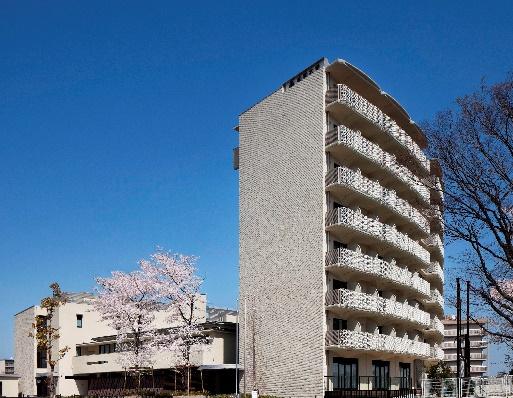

[333,241,347,250]
[377,325,383,334]
[76,347,82,356]
[333,280,347,290]
[76,314,83,328]
[399,363,411,389]
[99,343,115,354]
[333,318,347,331]
[37,350,47,368]
[332,358,358,390]
[372,360,390,390]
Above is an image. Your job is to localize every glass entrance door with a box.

[399,362,411,389]
[372,360,390,390]
[333,358,358,390]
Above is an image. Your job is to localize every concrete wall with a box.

[239,63,327,397]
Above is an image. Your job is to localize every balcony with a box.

[326,288,430,328]
[326,167,429,236]
[444,328,484,337]
[449,365,487,373]
[422,234,444,261]
[442,341,487,349]
[426,316,444,337]
[424,289,444,312]
[444,353,487,360]
[325,84,430,173]
[326,125,430,204]
[326,207,430,267]
[326,329,440,359]
[72,353,122,374]
[325,248,430,298]
[430,346,445,361]
[422,262,444,284]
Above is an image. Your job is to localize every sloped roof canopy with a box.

[326,59,428,148]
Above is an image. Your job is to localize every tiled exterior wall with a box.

[14,307,36,396]
[239,65,326,397]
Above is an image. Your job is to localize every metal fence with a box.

[422,376,513,398]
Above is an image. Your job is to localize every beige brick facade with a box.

[237,58,445,397]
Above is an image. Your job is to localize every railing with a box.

[325,248,430,297]
[326,288,430,327]
[425,262,444,284]
[427,289,444,310]
[324,375,414,396]
[326,329,433,358]
[442,341,487,349]
[326,126,430,203]
[326,167,429,234]
[444,329,484,337]
[431,345,445,360]
[422,376,513,398]
[326,84,430,172]
[423,234,445,259]
[429,317,444,335]
[326,207,430,265]
[449,366,488,373]
[444,353,487,360]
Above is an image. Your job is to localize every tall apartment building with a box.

[442,317,487,377]
[236,58,445,397]
[14,293,237,396]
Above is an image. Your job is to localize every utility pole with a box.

[465,280,471,378]
[457,278,461,397]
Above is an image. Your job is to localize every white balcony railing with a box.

[427,289,444,310]
[326,329,442,359]
[328,84,430,172]
[326,248,430,297]
[431,345,445,361]
[442,341,487,349]
[326,167,429,234]
[326,207,430,265]
[429,316,444,335]
[449,365,487,373]
[444,328,484,337]
[423,234,445,259]
[425,262,444,284]
[326,288,431,327]
[326,125,430,203]
[445,353,487,360]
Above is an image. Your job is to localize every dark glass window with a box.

[334,241,347,250]
[333,280,347,290]
[36,350,47,368]
[333,318,347,331]
[372,360,390,390]
[399,363,411,389]
[333,358,358,390]
[76,347,82,356]
[76,314,83,328]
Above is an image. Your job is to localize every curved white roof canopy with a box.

[326,59,427,148]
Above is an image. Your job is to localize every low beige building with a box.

[14,293,237,396]
[442,317,487,377]
[0,360,19,397]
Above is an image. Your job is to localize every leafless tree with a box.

[423,73,513,347]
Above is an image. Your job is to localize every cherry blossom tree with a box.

[141,250,209,395]
[94,269,160,391]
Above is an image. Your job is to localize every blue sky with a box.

[1,0,512,373]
